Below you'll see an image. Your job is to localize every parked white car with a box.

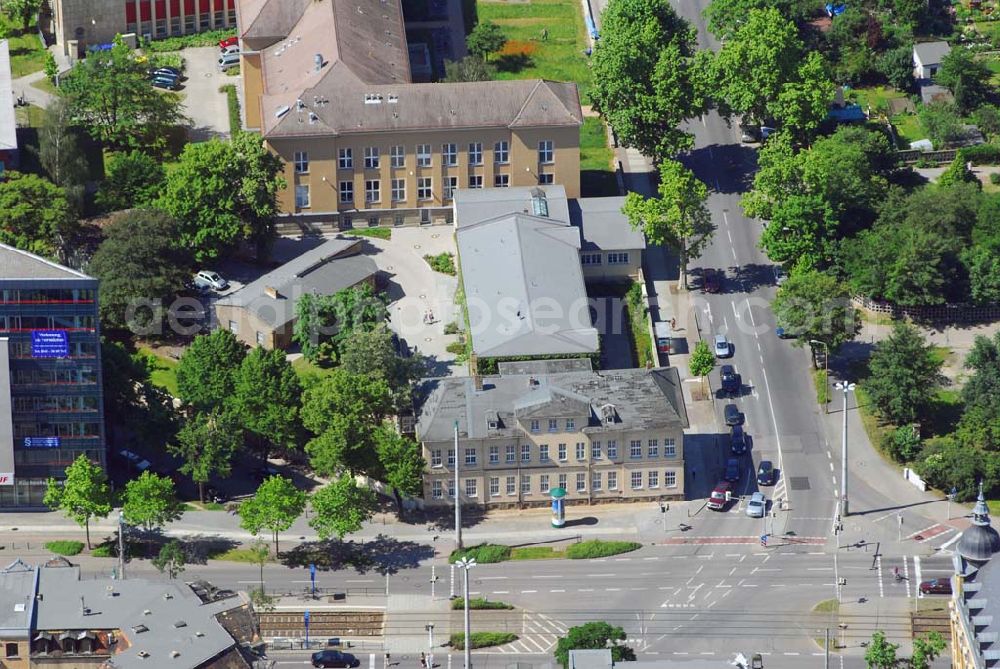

[745,492,766,518]
[194,270,228,291]
[714,334,731,358]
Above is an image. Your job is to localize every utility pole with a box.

[118,511,126,581]
[824,629,830,669]
[426,623,435,669]
[834,381,855,516]
[456,557,476,669]
[454,420,462,550]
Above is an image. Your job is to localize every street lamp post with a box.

[453,421,462,550]
[118,511,126,581]
[456,557,476,669]
[809,340,830,414]
[426,623,435,669]
[834,381,856,516]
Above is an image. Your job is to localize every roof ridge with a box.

[510,79,545,128]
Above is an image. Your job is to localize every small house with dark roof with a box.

[414,359,689,508]
[212,237,377,350]
[913,41,952,80]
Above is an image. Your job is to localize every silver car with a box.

[714,334,731,358]
[745,492,766,518]
[194,270,229,291]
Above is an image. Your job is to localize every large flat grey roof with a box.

[0,559,36,636]
[457,212,598,358]
[35,564,243,668]
[215,237,378,328]
[416,364,688,442]
[569,198,646,252]
[454,185,571,229]
[0,41,14,153]
[0,243,93,281]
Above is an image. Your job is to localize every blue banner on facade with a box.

[31,331,69,358]
[23,437,60,449]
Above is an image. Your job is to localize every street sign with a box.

[23,437,60,449]
[760,534,767,547]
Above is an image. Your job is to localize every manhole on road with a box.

[789,476,811,491]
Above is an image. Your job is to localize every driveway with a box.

[174,46,232,140]
[362,227,464,377]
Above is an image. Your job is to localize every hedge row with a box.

[144,28,236,52]
[448,544,511,564]
[219,83,241,135]
[565,540,642,559]
[449,632,518,650]
[451,597,515,610]
[959,144,1000,165]
[44,540,83,556]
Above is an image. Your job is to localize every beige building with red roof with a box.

[236,0,582,227]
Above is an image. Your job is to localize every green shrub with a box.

[149,53,185,72]
[346,227,391,239]
[449,543,512,564]
[511,546,565,559]
[960,144,1000,165]
[450,632,518,649]
[444,322,460,335]
[813,369,831,405]
[446,340,466,355]
[424,252,457,275]
[91,545,115,557]
[45,540,83,556]
[144,28,237,52]
[990,173,1000,185]
[566,540,642,559]
[219,84,241,135]
[451,597,515,610]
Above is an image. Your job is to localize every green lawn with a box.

[891,113,924,148]
[31,77,56,95]
[580,115,618,197]
[479,0,592,98]
[139,346,180,397]
[847,85,908,115]
[3,21,48,77]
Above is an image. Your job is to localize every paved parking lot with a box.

[175,46,233,140]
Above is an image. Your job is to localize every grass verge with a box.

[2,20,47,77]
[91,545,114,557]
[566,540,642,559]
[45,540,83,556]
[451,597,515,610]
[478,0,592,98]
[138,346,180,397]
[346,227,392,240]
[219,83,240,135]
[450,632,518,650]
[511,546,565,560]
[424,252,457,275]
[208,547,274,563]
[581,117,618,197]
[813,368,831,406]
[449,543,512,564]
[625,282,654,368]
[813,599,839,613]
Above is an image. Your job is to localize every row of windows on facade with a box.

[126,10,235,38]
[0,289,96,303]
[7,341,97,359]
[430,439,678,467]
[12,368,98,385]
[581,252,631,266]
[13,395,100,413]
[14,448,104,465]
[13,421,102,438]
[294,171,555,209]
[294,141,555,175]
[0,315,97,331]
[431,469,678,499]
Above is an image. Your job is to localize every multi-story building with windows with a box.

[236,0,582,227]
[48,0,237,58]
[415,359,688,508]
[950,485,1000,669]
[0,244,104,508]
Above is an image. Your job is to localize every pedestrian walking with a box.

[421,653,427,668]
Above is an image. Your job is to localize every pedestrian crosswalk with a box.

[491,611,568,654]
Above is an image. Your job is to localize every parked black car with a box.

[312,651,360,668]
[757,460,775,486]
[720,364,741,396]
[724,403,743,426]
[724,457,741,482]
[730,425,748,455]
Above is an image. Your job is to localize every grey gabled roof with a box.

[0,40,15,152]
[913,40,951,65]
[454,185,571,230]
[0,559,36,636]
[569,197,646,252]
[457,212,598,358]
[415,365,688,442]
[0,243,93,281]
[215,237,377,328]
[32,563,245,669]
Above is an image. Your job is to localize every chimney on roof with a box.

[314,53,323,72]
[264,286,280,299]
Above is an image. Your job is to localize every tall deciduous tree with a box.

[308,475,378,540]
[88,209,190,334]
[443,56,496,82]
[465,21,506,60]
[95,150,165,212]
[152,539,187,579]
[230,347,302,455]
[3,0,41,31]
[771,52,835,144]
[156,136,284,262]
[865,323,944,425]
[742,131,804,221]
[0,171,76,260]
[688,340,715,378]
[339,325,427,412]
[709,8,802,125]
[60,36,184,150]
[169,411,241,502]
[122,470,184,534]
[863,630,898,669]
[36,96,88,211]
[623,159,714,289]
[910,632,946,669]
[176,330,247,410]
[590,0,705,162]
[43,454,112,549]
[758,194,837,268]
[554,622,635,669]
[238,475,307,554]
[293,284,387,364]
[301,369,393,477]
[937,47,992,113]
[373,425,426,511]
[772,269,859,351]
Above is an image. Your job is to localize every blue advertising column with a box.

[304,610,310,646]
[551,487,566,528]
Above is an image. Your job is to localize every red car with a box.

[919,579,952,595]
[219,36,238,50]
[707,481,732,511]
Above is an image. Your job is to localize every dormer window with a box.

[601,404,617,424]
[364,93,383,105]
[486,411,500,431]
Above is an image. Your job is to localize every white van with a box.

[221,43,240,56]
[218,52,240,70]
